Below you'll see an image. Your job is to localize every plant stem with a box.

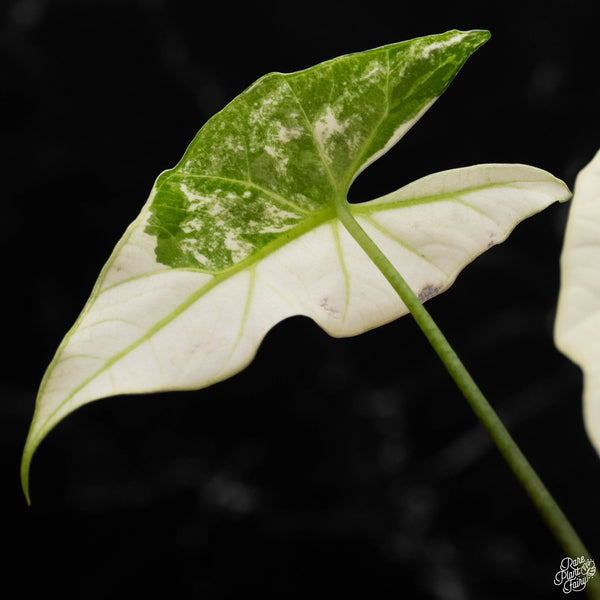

[336,200,599,598]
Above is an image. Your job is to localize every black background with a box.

[2,1,599,598]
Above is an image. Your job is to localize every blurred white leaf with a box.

[555,149,600,455]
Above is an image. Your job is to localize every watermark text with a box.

[554,556,596,593]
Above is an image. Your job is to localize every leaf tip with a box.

[20,448,33,506]
[21,422,44,506]
[429,29,490,70]
[463,28,491,50]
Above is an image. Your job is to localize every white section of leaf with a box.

[420,31,469,58]
[260,203,302,226]
[28,163,569,457]
[555,149,600,455]
[277,123,304,142]
[100,190,168,290]
[224,229,254,262]
[314,106,349,150]
[180,240,211,265]
[361,60,384,82]
[35,268,213,437]
[180,183,224,216]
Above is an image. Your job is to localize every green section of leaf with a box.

[145,30,490,272]
[555,149,600,456]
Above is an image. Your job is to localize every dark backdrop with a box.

[2,1,599,598]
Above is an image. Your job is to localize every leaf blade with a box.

[27,30,573,501]
[23,164,569,498]
[555,149,600,455]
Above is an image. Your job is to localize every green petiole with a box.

[336,198,599,599]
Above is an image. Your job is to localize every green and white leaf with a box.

[555,149,600,456]
[22,30,570,499]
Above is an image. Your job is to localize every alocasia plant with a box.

[23,29,595,578]
[555,149,600,455]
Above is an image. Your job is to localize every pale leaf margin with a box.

[555,148,600,455]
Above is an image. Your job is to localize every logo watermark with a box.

[554,556,596,593]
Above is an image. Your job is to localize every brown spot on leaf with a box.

[418,285,440,303]
[319,297,340,317]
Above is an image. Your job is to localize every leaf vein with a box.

[171,172,310,215]
[284,79,339,193]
